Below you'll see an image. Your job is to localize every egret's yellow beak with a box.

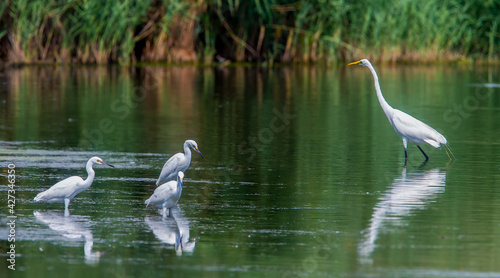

[347,61,361,66]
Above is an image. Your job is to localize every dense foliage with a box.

[0,0,498,64]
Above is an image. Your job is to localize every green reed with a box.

[0,0,498,64]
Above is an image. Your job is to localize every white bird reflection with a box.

[358,168,446,263]
[145,208,195,256]
[34,211,102,265]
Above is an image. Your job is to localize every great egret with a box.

[156,140,204,186]
[348,59,454,164]
[34,157,114,215]
[146,171,184,218]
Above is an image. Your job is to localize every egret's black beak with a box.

[102,161,115,168]
[194,148,205,159]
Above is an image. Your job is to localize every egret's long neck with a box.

[184,142,192,161]
[366,63,394,117]
[84,160,96,187]
[177,177,183,191]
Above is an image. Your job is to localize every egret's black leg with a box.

[417,145,429,161]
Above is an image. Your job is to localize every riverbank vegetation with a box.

[0,0,498,65]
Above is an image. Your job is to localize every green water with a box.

[1,64,500,277]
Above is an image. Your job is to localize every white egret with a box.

[156,140,203,186]
[146,171,184,218]
[34,157,114,215]
[348,59,454,164]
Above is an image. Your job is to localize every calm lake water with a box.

[1,64,500,277]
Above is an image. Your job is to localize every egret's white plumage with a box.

[156,140,203,186]
[146,171,184,218]
[348,59,453,164]
[34,157,114,215]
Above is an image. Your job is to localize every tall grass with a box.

[0,0,498,64]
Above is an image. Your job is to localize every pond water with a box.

[1,64,500,277]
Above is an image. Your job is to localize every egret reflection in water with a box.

[358,168,447,263]
[145,208,195,256]
[34,211,102,265]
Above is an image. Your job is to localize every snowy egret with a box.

[34,157,114,215]
[156,140,203,186]
[146,171,184,218]
[348,59,454,164]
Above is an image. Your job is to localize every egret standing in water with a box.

[34,157,114,215]
[156,140,204,186]
[348,59,453,165]
[146,171,184,218]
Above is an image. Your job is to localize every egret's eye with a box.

[97,160,102,163]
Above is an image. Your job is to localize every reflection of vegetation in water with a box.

[0,0,498,64]
[0,66,203,151]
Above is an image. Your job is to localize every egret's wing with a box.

[49,176,83,191]
[35,176,83,201]
[147,181,177,206]
[392,110,446,147]
[156,153,183,186]
[153,182,177,195]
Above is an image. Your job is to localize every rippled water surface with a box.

[1,65,500,277]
